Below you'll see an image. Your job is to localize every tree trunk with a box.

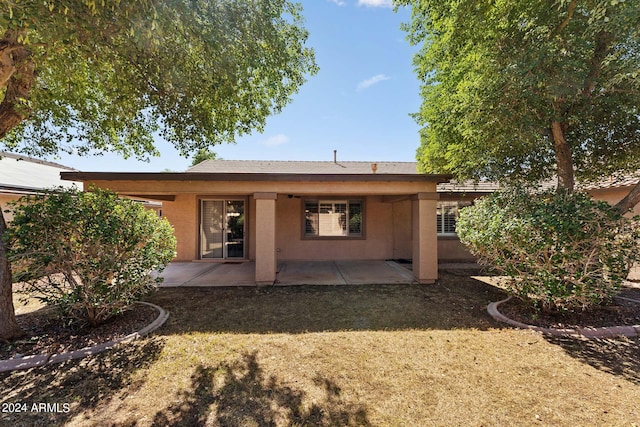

[0,29,34,139]
[0,209,23,340]
[0,29,32,340]
[615,180,640,213]
[551,121,575,191]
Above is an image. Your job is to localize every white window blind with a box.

[437,201,471,236]
[304,199,363,238]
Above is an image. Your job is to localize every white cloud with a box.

[327,0,346,6]
[356,74,391,91]
[260,134,290,147]
[358,0,393,7]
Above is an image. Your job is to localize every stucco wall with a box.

[154,193,434,263]
[437,237,475,262]
[84,179,440,267]
[0,194,19,222]
[391,200,413,260]
[588,187,640,216]
[276,195,396,260]
[161,194,198,261]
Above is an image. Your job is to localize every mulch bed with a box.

[0,303,158,361]
[498,286,640,330]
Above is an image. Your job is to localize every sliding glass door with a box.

[200,199,245,259]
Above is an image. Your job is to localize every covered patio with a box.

[157,260,417,287]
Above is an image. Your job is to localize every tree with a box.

[0,0,317,339]
[191,148,217,167]
[397,0,640,208]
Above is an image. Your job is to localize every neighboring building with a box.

[582,173,640,217]
[0,152,79,221]
[62,160,451,284]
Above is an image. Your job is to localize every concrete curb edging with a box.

[487,296,640,339]
[0,301,169,373]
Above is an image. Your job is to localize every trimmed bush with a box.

[8,187,176,326]
[457,188,640,311]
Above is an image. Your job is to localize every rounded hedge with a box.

[457,188,640,311]
[8,187,176,326]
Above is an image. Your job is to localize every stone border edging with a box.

[487,296,640,339]
[0,301,168,373]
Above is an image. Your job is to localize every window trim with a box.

[436,201,471,237]
[302,198,365,240]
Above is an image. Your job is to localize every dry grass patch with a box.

[2,274,640,426]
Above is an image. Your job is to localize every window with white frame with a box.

[437,201,471,236]
[304,199,363,238]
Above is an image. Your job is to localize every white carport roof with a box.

[0,152,80,194]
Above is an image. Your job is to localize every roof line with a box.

[61,171,452,183]
[0,151,76,171]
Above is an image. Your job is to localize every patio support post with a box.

[412,192,439,284]
[254,192,278,285]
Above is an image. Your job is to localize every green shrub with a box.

[8,187,176,326]
[457,188,640,311]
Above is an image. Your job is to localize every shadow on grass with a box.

[148,273,507,335]
[151,351,370,427]
[547,335,640,386]
[0,337,164,427]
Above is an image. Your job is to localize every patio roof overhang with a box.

[60,171,452,203]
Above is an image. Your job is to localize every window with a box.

[304,199,363,238]
[437,201,471,236]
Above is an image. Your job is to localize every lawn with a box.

[2,273,640,426]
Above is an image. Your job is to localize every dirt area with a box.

[498,287,640,329]
[0,303,158,360]
[2,277,640,363]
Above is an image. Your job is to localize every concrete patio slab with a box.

[276,261,345,285]
[157,262,218,287]
[335,260,416,284]
[157,260,418,287]
[186,262,255,287]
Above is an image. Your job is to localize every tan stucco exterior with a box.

[79,177,442,284]
[587,187,640,217]
[0,194,18,222]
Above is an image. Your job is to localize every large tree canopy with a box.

[0,0,317,158]
[397,0,640,199]
[0,0,317,340]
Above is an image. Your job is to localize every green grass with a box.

[2,274,640,426]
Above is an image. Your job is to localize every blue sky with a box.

[48,0,422,172]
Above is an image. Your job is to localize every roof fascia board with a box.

[61,171,452,184]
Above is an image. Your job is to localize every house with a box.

[0,152,80,221]
[582,173,640,216]
[435,180,499,262]
[61,160,451,285]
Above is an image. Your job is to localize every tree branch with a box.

[615,179,640,213]
[605,88,640,96]
[550,0,578,37]
[581,30,613,98]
